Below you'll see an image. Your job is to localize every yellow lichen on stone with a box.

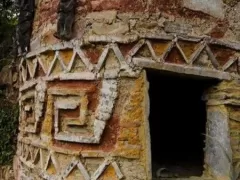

[118,127,139,144]
[41,95,53,136]
[151,40,171,57]
[119,75,144,126]
[66,167,85,180]
[46,161,56,175]
[139,71,152,180]
[51,60,64,75]
[99,165,118,180]
[205,80,240,105]
[178,41,200,59]
[59,50,74,67]
[115,73,145,160]
[39,51,55,72]
[228,106,240,160]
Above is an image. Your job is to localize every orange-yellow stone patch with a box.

[118,127,139,145]
[66,167,85,180]
[46,161,57,175]
[41,95,53,135]
[151,40,171,57]
[39,51,55,72]
[114,145,141,159]
[99,165,118,180]
[59,49,74,67]
[178,41,200,60]
[115,74,145,158]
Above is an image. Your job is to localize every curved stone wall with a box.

[15,0,240,179]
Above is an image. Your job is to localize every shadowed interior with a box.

[147,70,218,179]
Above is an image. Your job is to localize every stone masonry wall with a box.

[204,80,240,179]
[15,0,240,179]
[31,0,240,49]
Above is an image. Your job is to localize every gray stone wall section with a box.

[205,106,232,178]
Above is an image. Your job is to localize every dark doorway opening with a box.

[147,70,218,179]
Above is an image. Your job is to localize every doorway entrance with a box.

[147,70,218,179]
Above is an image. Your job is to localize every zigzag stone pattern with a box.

[19,80,47,133]
[19,34,240,86]
[17,143,124,180]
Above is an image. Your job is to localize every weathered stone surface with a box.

[92,22,129,35]
[182,0,225,19]
[205,106,232,178]
[0,165,14,180]
[227,2,240,41]
[119,160,147,180]
[223,0,239,6]
[0,66,12,86]
[204,80,240,105]
[164,21,192,34]
[86,10,117,24]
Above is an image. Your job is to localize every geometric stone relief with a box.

[18,143,124,180]
[18,143,43,171]
[26,58,38,79]
[53,92,90,142]
[92,159,124,180]
[48,79,118,144]
[131,37,240,79]
[61,157,90,180]
[19,80,46,133]
[47,49,94,77]
[40,151,60,180]
[20,43,135,83]
[20,34,240,85]
[19,57,29,82]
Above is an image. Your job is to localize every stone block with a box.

[114,145,141,159]
[205,106,232,177]
[164,21,192,34]
[86,10,117,24]
[182,0,225,19]
[92,22,129,35]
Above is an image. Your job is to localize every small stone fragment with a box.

[164,21,192,34]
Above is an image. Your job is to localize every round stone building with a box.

[15,0,240,180]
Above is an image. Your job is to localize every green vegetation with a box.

[0,0,19,166]
[0,100,19,165]
[0,0,18,70]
